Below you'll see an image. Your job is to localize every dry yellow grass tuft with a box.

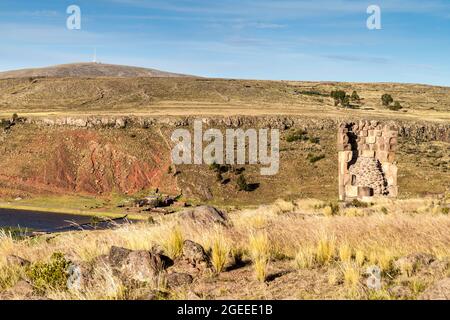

[338,243,353,263]
[163,227,184,260]
[341,263,361,289]
[210,233,230,274]
[315,235,336,266]
[248,232,271,282]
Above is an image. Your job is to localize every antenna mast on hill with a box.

[93,48,98,63]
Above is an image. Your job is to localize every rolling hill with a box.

[0,62,192,79]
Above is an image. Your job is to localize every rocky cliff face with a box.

[0,125,178,198]
[0,115,448,201]
[4,115,448,142]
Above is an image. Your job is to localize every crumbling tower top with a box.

[338,120,398,201]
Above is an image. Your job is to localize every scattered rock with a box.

[6,255,31,268]
[426,259,449,275]
[141,289,170,300]
[419,278,450,300]
[0,280,35,300]
[181,240,210,268]
[388,285,412,299]
[186,291,202,300]
[166,272,193,289]
[394,253,436,275]
[180,206,229,226]
[172,201,188,208]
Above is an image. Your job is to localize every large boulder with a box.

[119,251,161,282]
[419,278,450,300]
[107,246,173,283]
[108,246,132,266]
[179,206,229,226]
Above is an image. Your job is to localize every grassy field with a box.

[1,197,449,300]
[0,77,449,122]
[0,194,147,220]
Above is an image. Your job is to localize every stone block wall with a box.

[338,120,398,201]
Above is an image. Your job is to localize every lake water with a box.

[0,208,112,232]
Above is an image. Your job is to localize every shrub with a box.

[210,162,230,174]
[286,129,308,142]
[308,137,320,144]
[388,101,403,111]
[349,199,370,208]
[410,279,427,295]
[322,202,340,216]
[0,265,22,290]
[237,174,251,191]
[351,91,360,101]
[381,94,394,106]
[331,90,349,107]
[209,162,221,172]
[27,252,70,293]
[295,90,327,97]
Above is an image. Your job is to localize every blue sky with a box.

[0,0,449,86]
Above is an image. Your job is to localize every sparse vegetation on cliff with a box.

[382,93,394,106]
[1,197,449,300]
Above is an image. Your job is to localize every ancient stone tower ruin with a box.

[338,121,398,201]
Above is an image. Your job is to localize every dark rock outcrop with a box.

[166,272,194,289]
[419,278,450,300]
[179,206,229,227]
